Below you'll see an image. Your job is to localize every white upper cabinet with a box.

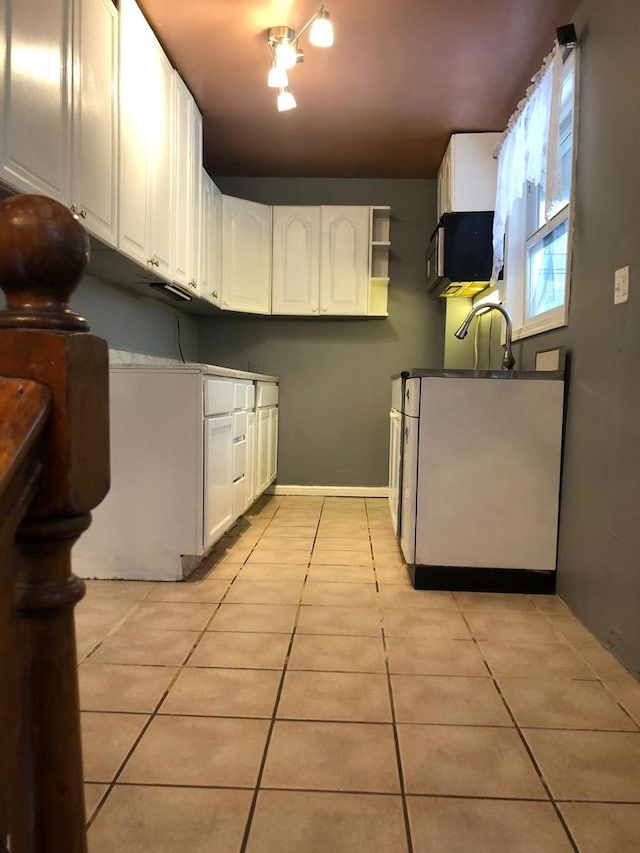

[147,39,174,280]
[437,132,501,218]
[0,0,71,202]
[0,0,118,244]
[199,170,213,302]
[209,180,223,306]
[118,0,174,274]
[190,107,203,292]
[173,74,202,292]
[221,195,272,314]
[320,206,370,315]
[271,206,321,315]
[71,0,118,245]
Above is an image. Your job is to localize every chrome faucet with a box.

[454,303,516,371]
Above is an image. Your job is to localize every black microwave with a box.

[426,211,495,297]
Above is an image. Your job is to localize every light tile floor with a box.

[76,496,640,852]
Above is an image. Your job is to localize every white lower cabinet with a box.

[397,374,565,575]
[256,381,279,492]
[74,366,278,581]
[204,413,233,548]
[246,410,257,507]
[388,407,402,535]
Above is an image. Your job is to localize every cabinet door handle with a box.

[80,208,87,219]
[147,257,159,268]
[321,307,328,313]
[311,307,318,313]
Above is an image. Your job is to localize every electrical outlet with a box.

[614,265,629,305]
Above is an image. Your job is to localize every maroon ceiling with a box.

[137,0,581,178]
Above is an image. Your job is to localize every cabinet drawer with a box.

[256,381,278,407]
[233,411,247,440]
[204,377,234,416]
[234,381,253,411]
[233,438,246,481]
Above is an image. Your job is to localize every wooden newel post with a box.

[0,195,110,853]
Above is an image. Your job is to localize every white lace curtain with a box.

[492,43,565,281]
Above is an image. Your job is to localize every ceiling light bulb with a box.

[274,40,297,70]
[277,87,297,112]
[309,10,334,47]
[267,63,288,88]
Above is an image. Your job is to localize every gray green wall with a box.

[70,273,199,361]
[198,178,441,487]
[505,0,640,674]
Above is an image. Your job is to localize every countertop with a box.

[393,368,564,381]
[108,350,278,382]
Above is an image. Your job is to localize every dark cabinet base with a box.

[409,564,556,594]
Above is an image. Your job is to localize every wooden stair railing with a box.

[0,195,110,853]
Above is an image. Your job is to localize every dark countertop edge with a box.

[391,369,564,381]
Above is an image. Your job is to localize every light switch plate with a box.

[614,266,629,305]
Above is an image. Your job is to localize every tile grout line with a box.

[366,500,414,853]
[85,497,284,829]
[237,496,324,853]
[461,609,581,853]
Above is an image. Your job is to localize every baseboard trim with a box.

[267,485,389,498]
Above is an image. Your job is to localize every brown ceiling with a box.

[137,0,581,178]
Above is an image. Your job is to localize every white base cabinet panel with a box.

[399,375,564,572]
[204,413,233,549]
[74,366,278,581]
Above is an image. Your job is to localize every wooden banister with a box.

[0,195,110,853]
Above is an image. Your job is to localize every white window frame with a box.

[502,51,578,341]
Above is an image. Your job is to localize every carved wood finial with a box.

[0,194,90,331]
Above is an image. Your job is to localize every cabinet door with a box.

[209,180,223,306]
[400,414,418,565]
[147,39,174,279]
[0,0,71,200]
[172,75,193,287]
[388,409,401,534]
[190,107,203,292]
[271,206,321,315]
[71,0,118,246]
[256,407,271,493]
[268,407,278,484]
[118,0,151,265]
[221,195,272,314]
[320,206,369,315]
[246,410,256,509]
[203,414,233,548]
[437,141,452,218]
[199,171,213,301]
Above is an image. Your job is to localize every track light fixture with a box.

[266,5,334,111]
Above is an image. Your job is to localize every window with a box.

[496,50,577,339]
